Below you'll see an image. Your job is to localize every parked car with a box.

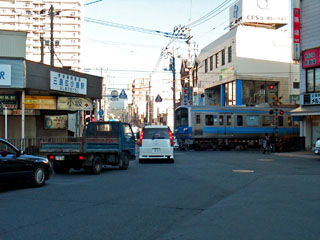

[0,138,52,187]
[138,125,174,163]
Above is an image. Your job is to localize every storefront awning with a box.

[291,105,320,116]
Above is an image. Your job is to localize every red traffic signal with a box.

[279,110,284,115]
[269,85,274,90]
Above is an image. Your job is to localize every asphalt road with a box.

[1,150,320,240]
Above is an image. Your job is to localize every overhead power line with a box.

[85,17,188,40]
[190,0,235,28]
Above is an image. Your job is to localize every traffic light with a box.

[269,85,275,90]
[85,110,91,124]
[269,109,274,115]
[279,110,284,115]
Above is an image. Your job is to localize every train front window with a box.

[205,115,214,126]
[176,108,188,127]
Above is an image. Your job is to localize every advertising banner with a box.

[25,96,56,110]
[302,47,320,69]
[44,115,68,129]
[0,95,18,108]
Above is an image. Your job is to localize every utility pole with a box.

[40,35,44,63]
[49,5,54,66]
[170,52,176,130]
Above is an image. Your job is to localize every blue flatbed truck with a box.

[40,121,136,174]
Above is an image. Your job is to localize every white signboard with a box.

[230,0,289,25]
[242,0,289,24]
[0,65,11,86]
[50,71,87,95]
[57,97,93,110]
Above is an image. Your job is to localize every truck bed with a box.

[40,137,120,155]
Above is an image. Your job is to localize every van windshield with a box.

[143,128,169,139]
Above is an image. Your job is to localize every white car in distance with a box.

[138,125,174,163]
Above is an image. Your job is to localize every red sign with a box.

[293,8,300,44]
[302,47,320,68]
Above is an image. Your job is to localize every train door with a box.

[217,114,233,136]
[194,113,203,136]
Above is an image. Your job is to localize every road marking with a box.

[232,169,254,173]
[257,159,274,162]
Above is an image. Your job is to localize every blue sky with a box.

[82,0,232,81]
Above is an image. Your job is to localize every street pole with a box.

[49,5,54,66]
[171,54,176,131]
[40,35,44,63]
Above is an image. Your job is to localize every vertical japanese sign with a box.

[293,8,300,60]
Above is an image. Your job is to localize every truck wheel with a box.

[119,153,129,170]
[32,165,47,187]
[53,165,70,174]
[91,156,102,174]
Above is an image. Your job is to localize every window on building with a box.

[222,49,225,66]
[293,82,300,89]
[204,59,208,73]
[228,46,232,63]
[306,68,320,92]
[215,53,219,68]
[209,56,213,71]
[225,81,236,106]
[205,115,214,126]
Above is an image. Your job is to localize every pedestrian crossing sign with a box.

[119,89,127,99]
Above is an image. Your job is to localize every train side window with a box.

[205,115,214,126]
[227,115,232,126]
[237,115,243,126]
[278,116,284,126]
[288,116,293,127]
[196,114,201,124]
[262,116,272,126]
[219,115,224,125]
[246,115,259,126]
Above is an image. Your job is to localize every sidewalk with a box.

[274,150,320,159]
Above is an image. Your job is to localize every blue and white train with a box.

[174,105,300,150]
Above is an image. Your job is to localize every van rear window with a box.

[143,128,169,139]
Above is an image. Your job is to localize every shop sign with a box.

[12,109,36,115]
[293,8,300,60]
[302,48,320,68]
[57,97,93,111]
[0,65,11,86]
[0,95,18,108]
[25,96,56,110]
[304,93,320,105]
[50,71,87,95]
[44,115,68,129]
[0,109,36,115]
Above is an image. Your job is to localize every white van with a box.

[138,125,174,163]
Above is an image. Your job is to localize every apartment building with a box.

[0,0,82,70]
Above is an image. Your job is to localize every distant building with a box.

[196,0,299,107]
[0,0,82,70]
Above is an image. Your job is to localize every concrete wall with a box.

[0,30,27,58]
